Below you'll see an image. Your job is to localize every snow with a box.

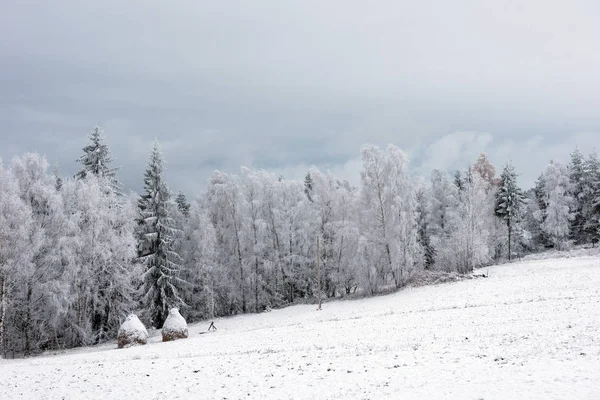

[1,255,599,399]
[117,314,148,348]
[162,308,188,341]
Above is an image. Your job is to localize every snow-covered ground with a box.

[1,256,599,400]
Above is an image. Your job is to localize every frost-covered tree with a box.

[240,167,268,313]
[179,200,220,320]
[428,170,458,241]
[206,171,248,314]
[495,163,526,260]
[473,153,497,186]
[10,153,73,355]
[568,149,587,243]
[175,191,191,217]
[432,168,491,273]
[304,172,314,202]
[360,144,422,289]
[540,161,573,250]
[584,152,600,245]
[62,175,137,344]
[137,142,184,328]
[415,182,433,268]
[0,160,32,357]
[75,126,120,191]
[277,178,313,303]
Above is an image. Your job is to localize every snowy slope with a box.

[1,256,599,399]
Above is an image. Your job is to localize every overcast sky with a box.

[1,1,599,195]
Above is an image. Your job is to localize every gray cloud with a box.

[1,1,599,196]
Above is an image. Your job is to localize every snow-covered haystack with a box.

[117,314,148,349]
[162,308,189,342]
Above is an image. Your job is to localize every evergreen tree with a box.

[568,149,586,243]
[454,170,464,192]
[495,163,526,260]
[175,191,191,217]
[75,126,120,192]
[415,185,434,268]
[137,142,184,328]
[304,172,314,202]
[584,152,600,245]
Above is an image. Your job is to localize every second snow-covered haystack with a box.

[162,308,189,342]
[117,314,148,349]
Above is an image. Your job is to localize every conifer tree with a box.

[454,170,464,192]
[495,163,526,260]
[137,142,184,328]
[75,126,120,192]
[568,149,586,243]
[304,172,314,202]
[584,152,600,244]
[175,191,191,217]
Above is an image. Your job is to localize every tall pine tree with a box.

[495,163,526,260]
[75,126,120,192]
[175,191,191,217]
[568,149,586,243]
[137,142,184,328]
[585,152,600,245]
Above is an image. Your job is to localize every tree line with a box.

[0,127,598,357]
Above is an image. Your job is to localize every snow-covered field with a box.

[1,256,599,400]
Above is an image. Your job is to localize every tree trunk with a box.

[0,273,6,357]
[254,256,259,314]
[316,235,322,311]
[25,281,32,356]
[507,218,512,261]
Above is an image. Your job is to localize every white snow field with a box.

[1,256,599,400]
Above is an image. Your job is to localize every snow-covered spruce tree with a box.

[568,149,587,244]
[175,191,191,217]
[415,181,433,269]
[584,152,600,245]
[540,161,574,250]
[0,160,32,357]
[454,170,465,192]
[360,144,422,289]
[304,172,314,202]
[75,126,120,192]
[494,163,526,260]
[137,142,185,329]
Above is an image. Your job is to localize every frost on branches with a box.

[540,161,574,250]
[495,163,526,260]
[360,144,423,288]
[75,125,121,193]
[4,133,600,358]
[137,142,185,329]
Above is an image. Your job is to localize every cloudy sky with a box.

[2,1,599,195]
